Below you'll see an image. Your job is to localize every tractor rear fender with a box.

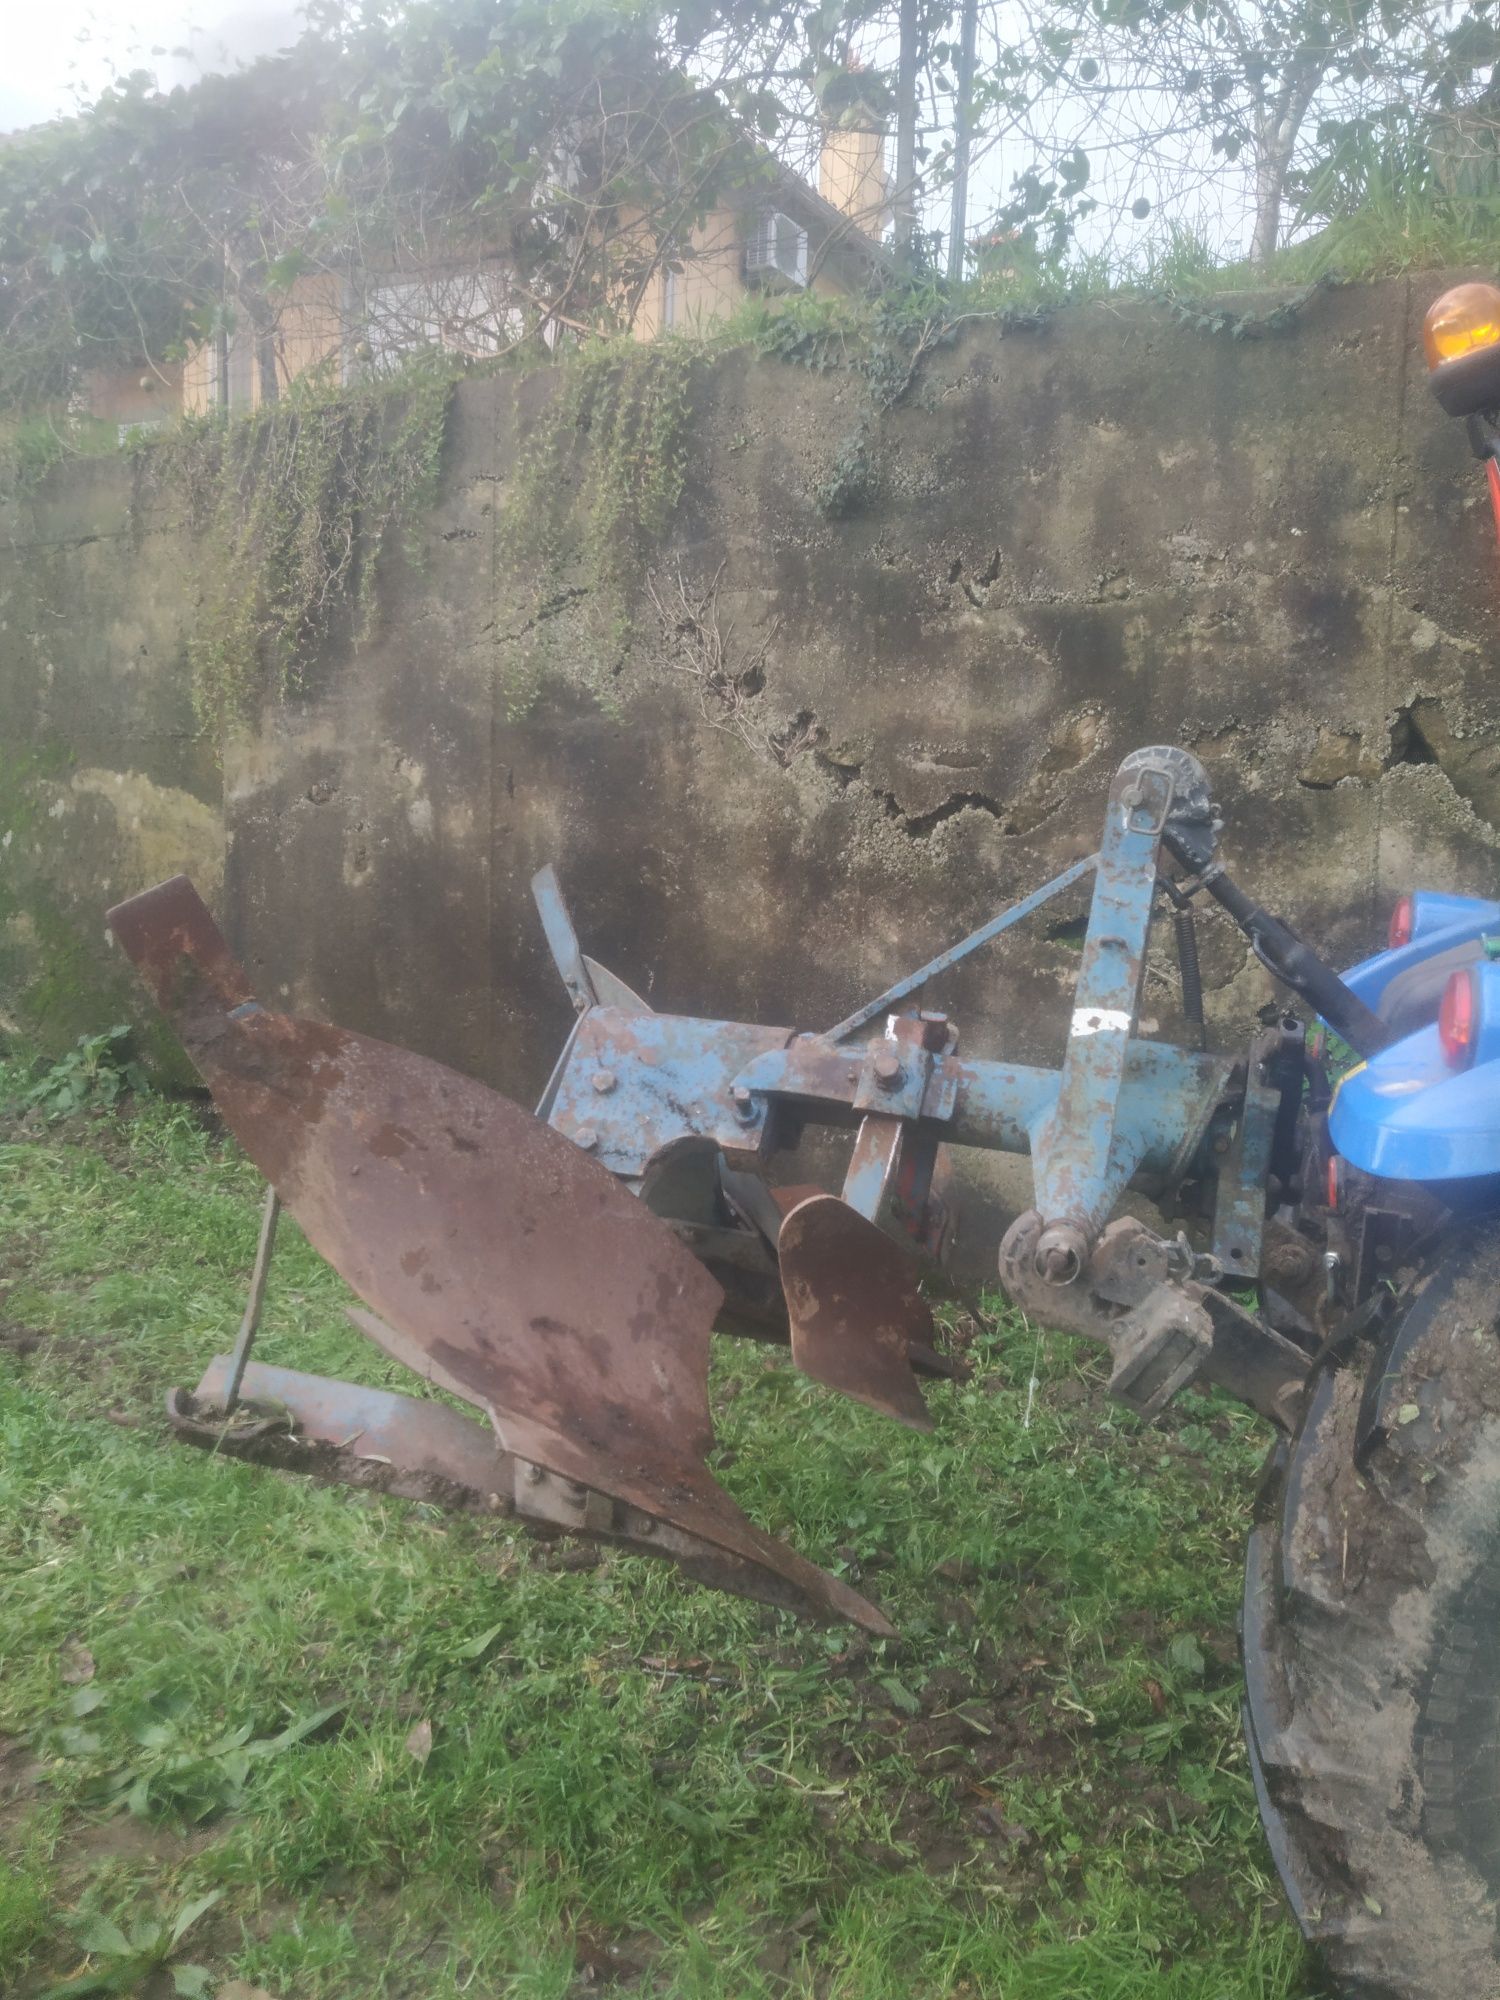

[1339,894,1500,1020]
[1331,1024,1500,1183]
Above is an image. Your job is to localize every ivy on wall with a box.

[9,278,1355,753]
[143,369,453,739]
[492,293,1055,718]
[498,338,699,715]
[741,287,1049,518]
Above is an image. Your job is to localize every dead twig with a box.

[648,561,812,769]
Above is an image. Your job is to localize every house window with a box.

[745,210,809,290]
[200,330,256,414]
[355,271,523,375]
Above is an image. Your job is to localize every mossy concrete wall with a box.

[0,455,220,1075]
[3,273,1498,1159]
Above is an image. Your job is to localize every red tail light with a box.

[1388,895,1414,949]
[1439,967,1478,1067]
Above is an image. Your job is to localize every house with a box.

[83,117,891,430]
[631,125,892,339]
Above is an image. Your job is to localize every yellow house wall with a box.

[182,273,344,417]
[633,202,854,341]
[664,210,745,334]
[182,341,216,418]
[82,361,183,427]
[273,273,343,392]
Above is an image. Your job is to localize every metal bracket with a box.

[852,1016,937,1119]
[999,1209,1310,1429]
[1000,1210,1211,1419]
[826,856,1098,1044]
[532,864,599,1015]
[1027,752,1201,1280]
[1211,1048,1279,1280]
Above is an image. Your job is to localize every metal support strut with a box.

[222,1184,280,1412]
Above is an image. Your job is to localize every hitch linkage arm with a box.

[1160,826,1395,1060]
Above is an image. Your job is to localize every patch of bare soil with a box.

[0,1730,48,1832]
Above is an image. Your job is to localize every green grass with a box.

[0,1071,1318,1999]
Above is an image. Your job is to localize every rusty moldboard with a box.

[779,1194,936,1430]
[112,875,892,1636]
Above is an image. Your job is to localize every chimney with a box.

[817,73,890,239]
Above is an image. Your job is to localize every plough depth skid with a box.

[107,745,1386,1623]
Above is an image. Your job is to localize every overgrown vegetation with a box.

[5,1029,149,1123]
[4,0,1500,451]
[500,339,699,713]
[149,370,453,735]
[0,0,847,420]
[0,1070,1317,1999]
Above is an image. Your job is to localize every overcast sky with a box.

[0,1,303,133]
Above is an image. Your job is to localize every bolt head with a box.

[731,1085,758,1122]
[523,1462,545,1484]
[873,1049,904,1091]
[592,1070,616,1095]
[918,1011,949,1053]
[574,1125,599,1151]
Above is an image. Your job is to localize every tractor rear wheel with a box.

[1243,1220,1500,1998]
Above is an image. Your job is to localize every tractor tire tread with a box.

[1242,1220,1500,1999]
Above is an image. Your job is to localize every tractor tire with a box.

[1243,1220,1500,1998]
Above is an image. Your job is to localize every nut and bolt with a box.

[873,1049,905,1092]
[918,1011,949,1053]
[574,1125,599,1152]
[731,1084,758,1122]
[523,1462,545,1485]
[1264,1237,1316,1285]
[592,1070,617,1095]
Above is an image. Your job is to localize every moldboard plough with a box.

[105,283,1500,1999]
[110,740,1500,2000]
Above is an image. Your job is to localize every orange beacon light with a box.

[1423,281,1500,417]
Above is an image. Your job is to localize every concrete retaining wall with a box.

[3,273,1496,1142]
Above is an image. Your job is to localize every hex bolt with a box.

[574,1125,599,1151]
[592,1070,617,1095]
[918,1011,949,1053]
[523,1462,545,1485]
[873,1049,905,1092]
[731,1084,758,1122]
